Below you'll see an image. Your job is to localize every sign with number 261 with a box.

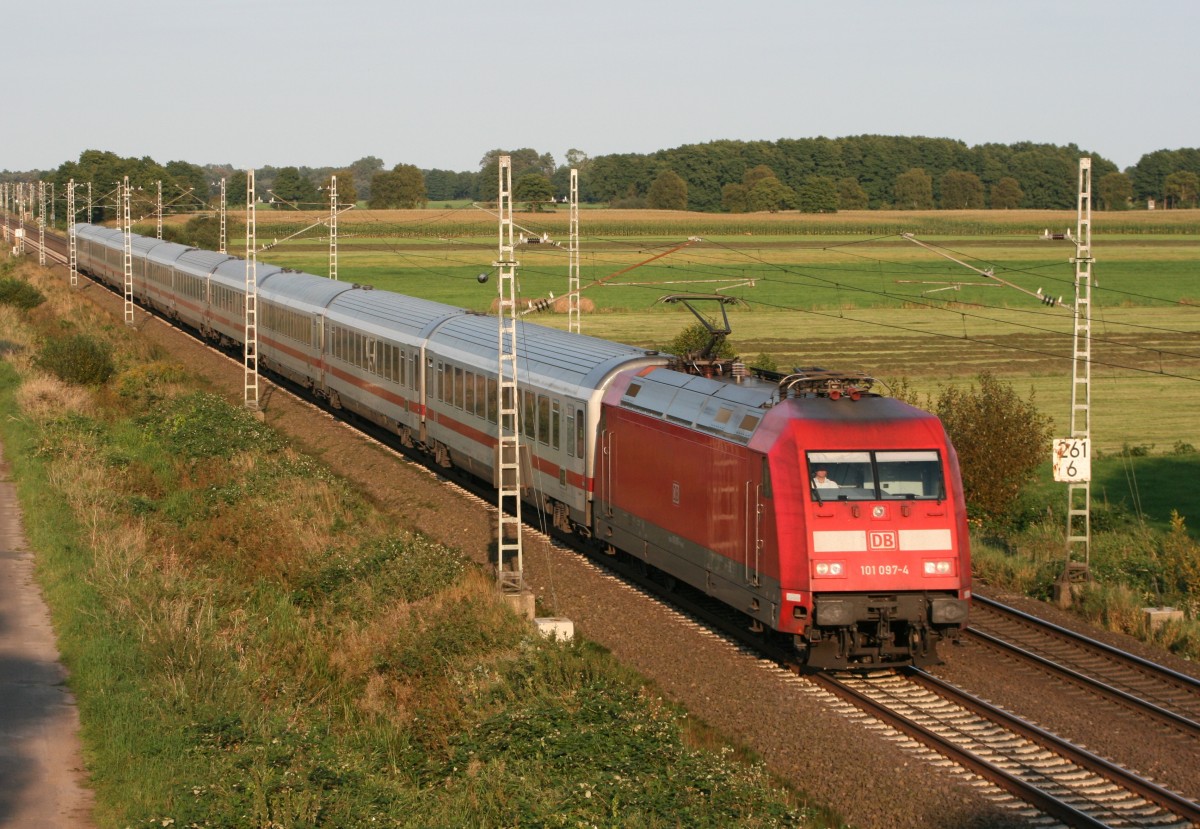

[1052,438,1090,483]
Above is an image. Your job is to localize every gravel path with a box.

[0,441,95,828]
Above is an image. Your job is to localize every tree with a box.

[742,164,778,189]
[894,168,933,209]
[746,177,797,212]
[514,173,555,211]
[837,177,869,210]
[721,183,749,213]
[368,165,426,208]
[797,176,837,213]
[990,177,1024,209]
[646,169,688,210]
[665,322,736,360]
[1096,172,1132,210]
[348,156,384,201]
[1164,171,1200,208]
[933,372,1053,526]
[940,170,984,209]
[271,166,318,209]
[477,148,556,201]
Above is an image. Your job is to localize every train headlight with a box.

[814,561,846,578]
[923,560,954,576]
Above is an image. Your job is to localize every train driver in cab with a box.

[812,468,839,489]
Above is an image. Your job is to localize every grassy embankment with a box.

[0,258,828,827]
[227,207,1200,657]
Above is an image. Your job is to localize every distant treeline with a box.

[7,139,1200,218]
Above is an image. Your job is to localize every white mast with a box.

[244,170,260,409]
[568,168,580,334]
[495,155,524,590]
[37,181,46,265]
[218,177,227,254]
[1064,157,1094,583]
[68,179,78,286]
[122,176,134,325]
[329,175,338,281]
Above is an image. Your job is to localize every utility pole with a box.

[68,179,78,286]
[244,170,260,410]
[218,178,227,254]
[568,168,580,334]
[494,155,524,593]
[1052,157,1094,606]
[329,175,338,280]
[122,177,134,325]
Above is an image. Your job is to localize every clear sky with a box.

[7,0,1197,174]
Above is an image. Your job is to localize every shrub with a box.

[0,277,46,310]
[34,333,115,385]
[152,391,283,459]
[935,372,1053,528]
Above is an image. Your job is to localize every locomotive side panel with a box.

[597,403,784,630]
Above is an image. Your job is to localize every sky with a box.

[7,0,1198,175]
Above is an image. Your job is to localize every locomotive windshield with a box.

[807,450,944,501]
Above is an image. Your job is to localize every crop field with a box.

[195,208,1200,462]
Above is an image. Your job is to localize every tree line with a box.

[8,138,1200,219]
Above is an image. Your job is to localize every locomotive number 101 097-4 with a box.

[859,564,909,576]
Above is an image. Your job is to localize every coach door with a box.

[743,465,764,587]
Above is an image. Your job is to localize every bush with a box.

[934,372,1053,528]
[0,277,46,310]
[34,333,115,385]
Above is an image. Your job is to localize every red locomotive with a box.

[596,358,970,668]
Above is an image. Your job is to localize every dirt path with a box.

[0,441,94,828]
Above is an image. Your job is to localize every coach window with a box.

[464,371,476,414]
[487,379,499,424]
[452,367,463,410]
[551,400,561,450]
[565,408,575,458]
[472,374,484,418]
[575,407,585,458]
[537,396,550,445]
[523,391,536,439]
[436,362,445,402]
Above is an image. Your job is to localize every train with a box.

[71,222,971,668]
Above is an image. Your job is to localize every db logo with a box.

[869,531,897,551]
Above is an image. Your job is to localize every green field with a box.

[233,210,1200,453]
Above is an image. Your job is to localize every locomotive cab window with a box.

[807,451,874,500]
[806,450,944,501]
[876,451,944,500]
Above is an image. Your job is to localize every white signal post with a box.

[495,156,524,591]
[329,175,338,281]
[244,169,260,410]
[122,176,134,325]
[568,168,580,334]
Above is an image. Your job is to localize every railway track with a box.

[13,222,1200,827]
[968,594,1200,737]
[817,668,1200,828]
